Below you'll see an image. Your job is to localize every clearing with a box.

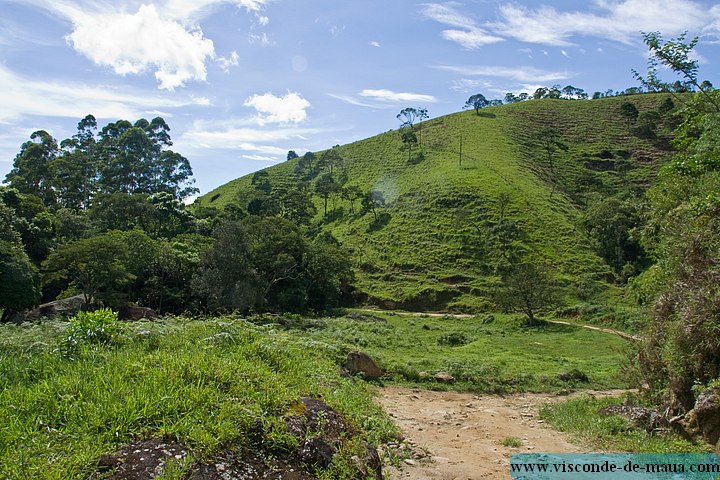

[377,387,626,480]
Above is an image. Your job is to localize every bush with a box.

[62,308,126,354]
[437,332,470,347]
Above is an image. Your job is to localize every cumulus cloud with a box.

[421,2,504,48]
[244,92,311,124]
[29,0,270,89]
[66,4,214,90]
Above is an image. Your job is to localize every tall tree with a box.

[5,131,58,206]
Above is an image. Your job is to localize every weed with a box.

[500,436,523,448]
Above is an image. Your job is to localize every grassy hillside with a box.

[196,95,676,312]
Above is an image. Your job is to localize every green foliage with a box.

[463,93,490,114]
[500,436,523,448]
[0,240,39,315]
[494,261,561,326]
[42,233,134,306]
[437,331,470,346]
[540,395,708,453]
[581,195,646,280]
[0,317,397,478]
[193,218,352,313]
[62,308,126,354]
[633,34,720,412]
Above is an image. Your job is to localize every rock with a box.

[418,371,430,380]
[298,437,335,469]
[364,441,383,480]
[286,397,347,442]
[20,294,91,322]
[598,405,666,433]
[678,387,720,446]
[118,305,158,321]
[345,351,382,380]
[434,372,455,384]
[694,387,720,445]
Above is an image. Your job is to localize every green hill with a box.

[195,94,677,311]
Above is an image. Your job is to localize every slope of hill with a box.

[195,94,676,311]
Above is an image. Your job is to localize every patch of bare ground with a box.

[377,387,629,480]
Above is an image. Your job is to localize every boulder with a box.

[599,405,666,433]
[345,351,382,380]
[434,371,455,384]
[682,387,720,445]
[298,437,335,469]
[118,305,158,321]
[21,294,90,322]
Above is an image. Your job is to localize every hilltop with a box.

[195,94,677,312]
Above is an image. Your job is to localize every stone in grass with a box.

[345,351,383,380]
[434,371,455,383]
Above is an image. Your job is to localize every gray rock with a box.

[434,371,455,383]
[345,351,382,380]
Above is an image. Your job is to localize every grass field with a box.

[258,309,630,393]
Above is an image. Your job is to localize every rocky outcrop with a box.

[345,351,383,380]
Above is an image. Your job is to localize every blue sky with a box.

[2,0,720,196]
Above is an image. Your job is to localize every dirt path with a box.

[376,387,627,480]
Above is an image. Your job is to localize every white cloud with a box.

[244,92,311,124]
[359,89,438,103]
[435,65,571,83]
[369,41,381,48]
[421,2,504,48]
[66,4,214,90]
[216,51,239,72]
[192,96,212,106]
[490,0,710,46]
[0,63,194,124]
[27,0,270,89]
[450,78,494,92]
[243,154,279,162]
[248,32,274,46]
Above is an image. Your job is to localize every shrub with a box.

[437,332,470,347]
[62,308,126,354]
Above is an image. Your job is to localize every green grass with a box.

[539,395,710,453]
[0,317,397,479]
[500,436,523,448]
[262,310,630,393]
[194,95,677,311]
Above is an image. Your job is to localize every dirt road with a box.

[376,387,624,480]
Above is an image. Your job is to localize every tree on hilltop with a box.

[464,93,490,114]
